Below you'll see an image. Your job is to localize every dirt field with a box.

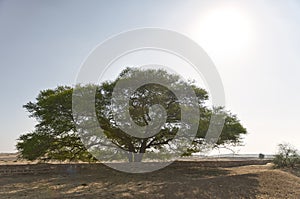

[0,160,299,199]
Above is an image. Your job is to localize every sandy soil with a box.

[0,161,299,199]
[0,153,18,163]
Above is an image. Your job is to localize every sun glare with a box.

[192,6,254,57]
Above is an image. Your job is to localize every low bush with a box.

[273,143,300,168]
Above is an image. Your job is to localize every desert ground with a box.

[0,154,299,199]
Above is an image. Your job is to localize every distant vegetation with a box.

[273,143,300,168]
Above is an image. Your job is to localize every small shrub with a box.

[273,143,300,168]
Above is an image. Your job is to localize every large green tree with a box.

[17,68,246,162]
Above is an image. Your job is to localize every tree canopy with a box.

[17,68,247,162]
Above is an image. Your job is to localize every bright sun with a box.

[193,6,254,57]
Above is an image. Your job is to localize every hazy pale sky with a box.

[0,0,299,154]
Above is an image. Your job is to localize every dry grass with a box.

[0,161,299,199]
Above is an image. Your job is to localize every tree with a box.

[273,143,300,168]
[17,68,247,162]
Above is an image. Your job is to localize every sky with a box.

[0,0,299,154]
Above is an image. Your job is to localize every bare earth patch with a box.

[0,161,299,199]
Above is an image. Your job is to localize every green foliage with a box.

[17,86,96,162]
[16,131,52,161]
[17,67,247,162]
[273,143,300,168]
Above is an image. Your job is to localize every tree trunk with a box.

[133,139,148,162]
[133,153,144,162]
[127,152,144,162]
[127,152,133,162]
[127,139,147,162]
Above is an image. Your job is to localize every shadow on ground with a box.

[0,161,299,199]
